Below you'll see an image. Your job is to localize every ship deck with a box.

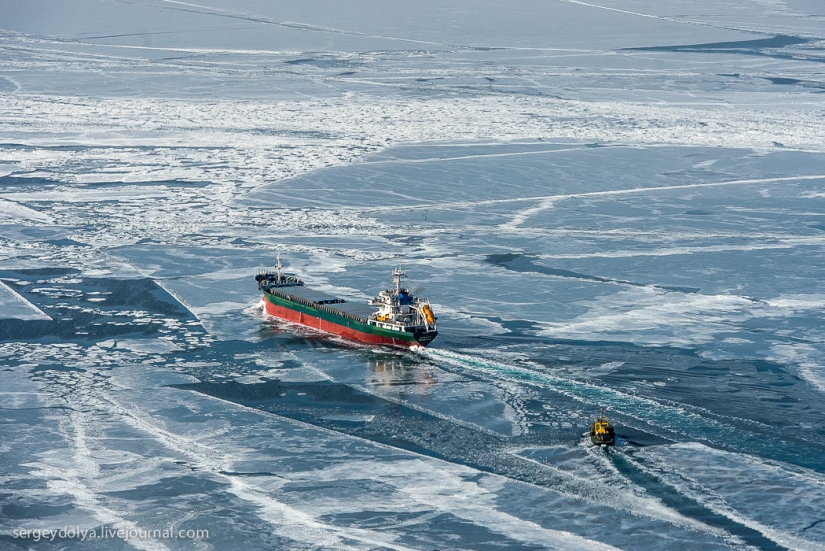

[265,283,375,321]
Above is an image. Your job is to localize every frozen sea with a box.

[2,1,825,549]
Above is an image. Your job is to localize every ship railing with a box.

[268,288,367,324]
[369,319,428,333]
[256,270,304,287]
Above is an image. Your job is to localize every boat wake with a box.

[419,347,825,470]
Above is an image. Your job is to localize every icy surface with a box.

[2,0,825,549]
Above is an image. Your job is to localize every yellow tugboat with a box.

[590,407,615,447]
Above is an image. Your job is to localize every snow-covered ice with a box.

[2,1,825,549]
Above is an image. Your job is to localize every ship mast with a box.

[276,252,282,284]
[392,266,405,295]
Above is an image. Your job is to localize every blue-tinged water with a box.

[2,1,825,549]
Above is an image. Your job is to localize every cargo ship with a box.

[255,256,438,347]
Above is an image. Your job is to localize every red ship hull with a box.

[263,299,425,347]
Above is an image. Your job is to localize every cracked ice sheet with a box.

[0,279,51,320]
[636,442,825,548]
[1,361,626,550]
